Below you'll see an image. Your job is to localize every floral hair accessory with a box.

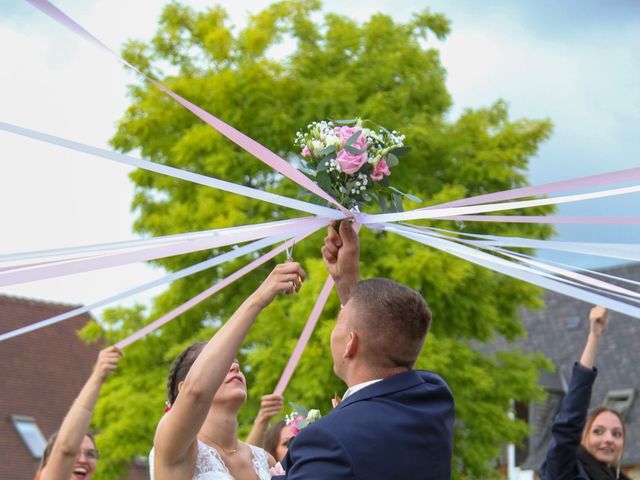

[285,402,322,436]
[294,118,420,212]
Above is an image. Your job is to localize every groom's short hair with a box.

[349,278,431,369]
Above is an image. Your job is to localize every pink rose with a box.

[269,462,286,475]
[336,148,368,174]
[289,415,305,436]
[301,145,311,157]
[370,156,391,181]
[334,126,368,150]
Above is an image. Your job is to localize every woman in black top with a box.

[541,306,628,480]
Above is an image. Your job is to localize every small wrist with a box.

[246,293,269,312]
[255,414,271,424]
[588,332,602,342]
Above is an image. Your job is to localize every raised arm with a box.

[321,221,360,305]
[40,346,122,480]
[540,306,608,480]
[153,262,306,476]
[579,305,608,369]
[246,393,285,447]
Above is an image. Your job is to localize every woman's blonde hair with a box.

[581,406,625,474]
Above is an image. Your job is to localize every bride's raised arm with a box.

[153,262,306,479]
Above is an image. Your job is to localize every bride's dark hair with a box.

[166,341,207,406]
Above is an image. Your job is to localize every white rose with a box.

[308,409,321,421]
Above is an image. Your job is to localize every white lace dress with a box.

[149,440,272,480]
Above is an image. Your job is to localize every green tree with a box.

[83,1,554,478]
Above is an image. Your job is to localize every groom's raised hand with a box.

[321,221,360,305]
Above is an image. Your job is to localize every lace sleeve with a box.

[249,445,272,480]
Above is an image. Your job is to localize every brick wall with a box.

[0,295,100,480]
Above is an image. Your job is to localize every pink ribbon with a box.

[25,0,350,217]
[425,166,640,209]
[0,217,326,287]
[115,228,322,348]
[273,275,335,395]
[433,215,640,224]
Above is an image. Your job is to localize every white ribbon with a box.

[398,225,640,263]
[0,217,328,287]
[0,230,308,343]
[380,223,640,318]
[0,121,344,220]
[360,184,640,224]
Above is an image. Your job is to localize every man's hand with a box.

[321,221,360,304]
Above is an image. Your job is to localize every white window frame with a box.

[10,414,47,458]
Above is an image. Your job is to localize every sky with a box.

[1,0,639,313]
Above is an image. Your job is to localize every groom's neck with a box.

[344,365,410,387]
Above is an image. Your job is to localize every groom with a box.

[276,221,454,479]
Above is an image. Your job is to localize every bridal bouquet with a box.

[294,118,420,212]
[285,403,321,436]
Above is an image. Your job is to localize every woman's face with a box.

[275,424,293,461]
[71,435,98,480]
[583,411,624,466]
[213,360,247,404]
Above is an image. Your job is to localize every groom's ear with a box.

[344,330,359,358]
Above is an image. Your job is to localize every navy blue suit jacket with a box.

[276,369,454,479]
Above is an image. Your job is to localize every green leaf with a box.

[289,402,309,416]
[343,145,365,155]
[315,170,332,191]
[345,130,362,147]
[386,153,399,167]
[403,193,423,203]
[389,186,423,203]
[318,144,336,156]
[316,158,330,172]
[334,118,357,125]
[389,146,411,156]
[393,192,403,212]
[378,194,387,212]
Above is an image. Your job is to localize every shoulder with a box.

[415,369,453,392]
[283,425,355,478]
[248,444,271,464]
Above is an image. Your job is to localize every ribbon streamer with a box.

[24,0,351,216]
[0,217,327,287]
[0,231,306,343]
[116,227,322,348]
[432,215,640,225]
[381,224,640,318]
[0,223,278,271]
[397,225,640,264]
[273,275,335,395]
[0,121,344,220]
[360,184,640,224]
[425,166,640,209]
[402,225,640,302]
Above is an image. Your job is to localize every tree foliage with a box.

[82,2,555,478]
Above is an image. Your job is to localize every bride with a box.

[150,262,305,479]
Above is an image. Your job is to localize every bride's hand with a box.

[251,262,307,309]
